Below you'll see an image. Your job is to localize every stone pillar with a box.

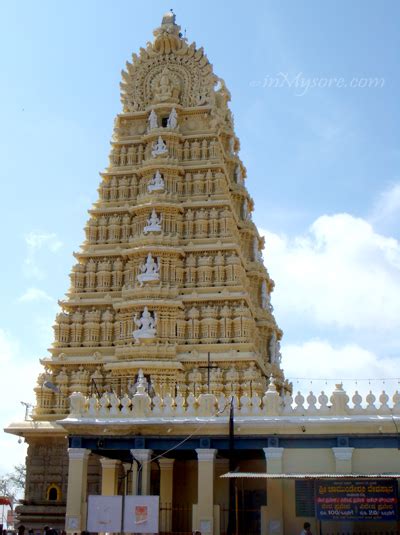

[65,448,90,533]
[263,447,284,535]
[131,461,138,495]
[100,458,121,495]
[332,447,354,473]
[195,448,217,535]
[131,449,153,495]
[159,458,175,532]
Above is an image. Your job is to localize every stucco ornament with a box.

[143,209,162,233]
[151,136,168,157]
[137,253,160,286]
[120,10,219,113]
[132,306,157,340]
[147,170,165,192]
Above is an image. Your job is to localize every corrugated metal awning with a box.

[220,472,400,479]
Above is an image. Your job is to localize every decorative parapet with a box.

[63,382,400,421]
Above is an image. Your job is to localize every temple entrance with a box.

[159,503,193,534]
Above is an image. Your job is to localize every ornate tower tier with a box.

[35,11,285,419]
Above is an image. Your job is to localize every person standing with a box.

[300,522,312,535]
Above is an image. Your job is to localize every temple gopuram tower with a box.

[7,12,286,532]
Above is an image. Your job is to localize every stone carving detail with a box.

[235,164,243,184]
[133,306,157,340]
[151,136,168,157]
[147,170,165,192]
[261,280,272,310]
[137,253,160,286]
[143,209,162,233]
[148,109,158,130]
[152,67,180,104]
[269,332,282,365]
[167,107,178,129]
[120,13,217,113]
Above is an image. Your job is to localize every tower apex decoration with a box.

[152,10,184,54]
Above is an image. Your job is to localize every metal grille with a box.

[295,479,315,517]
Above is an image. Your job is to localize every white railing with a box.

[67,381,400,419]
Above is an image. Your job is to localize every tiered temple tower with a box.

[36,10,285,421]
[11,11,286,530]
[7,12,400,535]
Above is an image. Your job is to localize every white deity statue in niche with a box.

[143,209,162,234]
[148,109,158,131]
[151,136,168,157]
[137,253,160,286]
[132,306,157,340]
[253,236,264,263]
[167,108,178,129]
[235,164,243,184]
[261,280,272,311]
[269,332,282,365]
[147,170,165,193]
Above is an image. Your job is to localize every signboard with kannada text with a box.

[316,479,398,521]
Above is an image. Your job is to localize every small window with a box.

[161,117,169,128]
[46,484,61,502]
[295,480,315,517]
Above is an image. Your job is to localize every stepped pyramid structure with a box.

[39,10,284,418]
[8,11,400,535]
[8,11,285,531]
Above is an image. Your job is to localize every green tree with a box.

[0,464,26,507]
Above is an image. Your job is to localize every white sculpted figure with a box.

[148,109,158,131]
[261,280,272,310]
[137,253,160,286]
[132,306,157,340]
[167,108,178,129]
[253,236,264,263]
[147,170,165,192]
[269,332,282,365]
[151,136,168,157]
[143,209,162,234]
[235,164,243,184]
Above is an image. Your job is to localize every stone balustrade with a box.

[67,382,400,420]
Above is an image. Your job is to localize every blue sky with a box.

[0,1,399,472]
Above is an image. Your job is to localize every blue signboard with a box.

[315,479,398,521]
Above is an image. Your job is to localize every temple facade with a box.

[6,11,400,535]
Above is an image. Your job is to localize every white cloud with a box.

[0,329,41,474]
[261,213,400,330]
[282,339,400,403]
[18,287,53,303]
[23,231,63,279]
[24,232,63,252]
[371,182,400,228]
[0,329,19,365]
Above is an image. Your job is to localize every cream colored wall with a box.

[352,447,400,472]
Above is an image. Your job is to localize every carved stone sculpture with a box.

[151,136,168,157]
[137,253,160,286]
[143,209,162,233]
[132,306,157,340]
[148,109,158,130]
[167,107,178,129]
[147,170,165,192]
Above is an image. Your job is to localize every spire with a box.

[152,9,183,53]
